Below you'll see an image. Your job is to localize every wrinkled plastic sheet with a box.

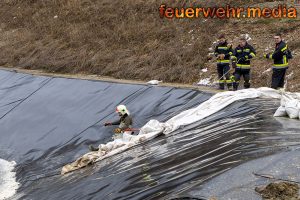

[0,69,300,200]
[0,69,211,199]
[61,88,282,175]
[0,70,211,161]
[184,149,300,200]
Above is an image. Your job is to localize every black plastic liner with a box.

[185,149,300,200]
[0,70,299,200]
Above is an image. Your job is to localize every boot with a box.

[233,82,238,91]
[218,83,225,90]
[89,145,99,151]
[244,82,250,89]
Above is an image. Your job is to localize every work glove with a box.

[264,53,270,59]
[230,75,236,82]
[207,55,213,61]
[218,54,225,60]
[230,56,237,61]
[104,122,112,126]
[114,128,122,134]
[232,61,237,69]
[244,55,249,60]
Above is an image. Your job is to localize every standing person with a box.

[264,33,292,89]
[214,34,233,90]
[231,36,256,91]
[89,105,133,151]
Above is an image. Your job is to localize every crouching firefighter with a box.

[214,34,233,90]
[89,105,133,151]
[231,36,256,91]
[264,33,292,89]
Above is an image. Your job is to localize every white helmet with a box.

[116,105,129,115]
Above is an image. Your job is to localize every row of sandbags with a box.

[61,120,164,174]
[274,93,300,119]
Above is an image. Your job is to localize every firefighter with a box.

[89,105,133,151]
[104,105,133,133]
[214,34,233,90]
[231,36,256,91]
[264,33,292,89]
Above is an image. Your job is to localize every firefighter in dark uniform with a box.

[231,37,256,91]
[264,33,292,89]
[214,34,233,90]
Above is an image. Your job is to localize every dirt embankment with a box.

[0,0,299,91]
[256,182,300,200]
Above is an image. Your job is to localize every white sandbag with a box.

[280,93,294,107]
[273,106,287,117]
[298,102,300,119]
[61,121,164,174]
[122,132,134,142]
[274,92,300,119]
[147,80,162,85]
[285,99,299,119]
[105,142,114,151]
[139,119,165,135]
[99,144,108,152]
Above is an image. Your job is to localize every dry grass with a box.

[0,0,299,90]
[0,0,222,83]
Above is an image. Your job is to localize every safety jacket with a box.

[269,41,289,69]
[231,43,256,69]
[214,41,233,64]
[111,114,132,130]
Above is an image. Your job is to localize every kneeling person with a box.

[89,105,133,151]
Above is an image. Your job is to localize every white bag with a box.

[298,103,300,120]
[285,99,299,119]
[273,106,287,117]
[139,119,164,135]
[122,132,134,142]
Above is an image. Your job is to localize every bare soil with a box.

[256,182,300,200]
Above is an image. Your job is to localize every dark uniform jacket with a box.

[231,43,256,69]
[269,41,289,69]
[214,41,233,64]
[111,114,132,130]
